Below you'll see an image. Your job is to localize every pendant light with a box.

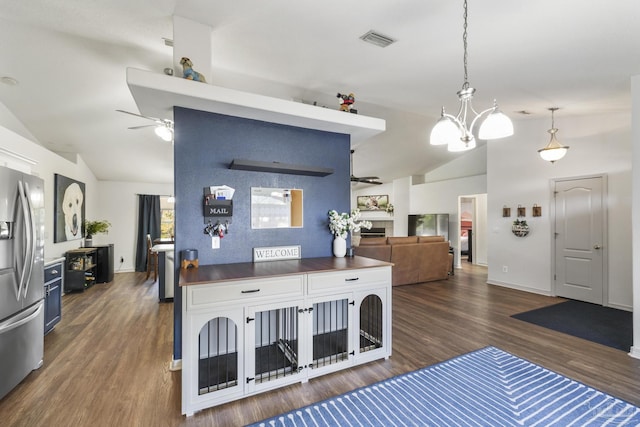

[538,107,569,163]
[430,0,513,152]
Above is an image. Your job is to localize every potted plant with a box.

[83,219,111,246]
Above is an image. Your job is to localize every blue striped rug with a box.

[248,346,640,426]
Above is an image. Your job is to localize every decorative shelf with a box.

[126,68,386,143]
[229,159,334,177]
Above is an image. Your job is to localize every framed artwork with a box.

[357,195,389,211]
[54,174,86,243]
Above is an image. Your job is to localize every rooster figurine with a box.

[180,57,207,83]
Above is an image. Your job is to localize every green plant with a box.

[84,219,111,237]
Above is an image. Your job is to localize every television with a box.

[408,214,449,242]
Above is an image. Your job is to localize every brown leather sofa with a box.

[354,236,452,286]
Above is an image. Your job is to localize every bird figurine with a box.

[180,57,207,83]
[337,93,356,113]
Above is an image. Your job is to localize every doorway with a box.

[552,175,607,305]
[457,194,487,268]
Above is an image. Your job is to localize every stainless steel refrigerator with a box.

[0,165,45,400]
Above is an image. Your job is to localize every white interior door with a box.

[554,176,606,304]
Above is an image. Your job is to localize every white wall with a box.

[392,177,411,236]
[0,119,172,273]
[487,112,632,308]
[466,193,488,266]
[0,125,99,260]
[410,175,487,266]
[97,181,173,272]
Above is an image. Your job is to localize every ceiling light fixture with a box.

[538,107,569,163]
[154,123,174,142]
[430,0,513,152]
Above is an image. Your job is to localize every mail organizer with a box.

[204,199,233,217]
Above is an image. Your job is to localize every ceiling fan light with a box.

[430,115,460,145]
[448,135,476,152]
[155,125,173,142]
[478,108,514,140]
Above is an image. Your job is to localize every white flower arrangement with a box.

[328,209,372,239]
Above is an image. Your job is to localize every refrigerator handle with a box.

[15,181,31,301]
[0,302,43,335]
[21,181,36,298]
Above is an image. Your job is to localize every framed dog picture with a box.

[54,174,86,243]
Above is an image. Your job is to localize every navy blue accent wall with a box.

[172,107,351,359]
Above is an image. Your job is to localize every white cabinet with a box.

[181,260,391,416]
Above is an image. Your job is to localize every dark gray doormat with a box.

[512,299,632,351]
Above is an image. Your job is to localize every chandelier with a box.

[430,0,513,152]
[538,107,569,163]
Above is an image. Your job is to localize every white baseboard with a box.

[605,302,633,311]
[169,359,182,371]
[629,346,640,360]
[486,279,552,297]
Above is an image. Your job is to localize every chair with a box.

[146,234,158,282]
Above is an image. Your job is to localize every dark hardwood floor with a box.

[1,263,638,427]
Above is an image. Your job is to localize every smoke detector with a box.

[359,30,396,48]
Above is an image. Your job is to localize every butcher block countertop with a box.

[179,256,392,286]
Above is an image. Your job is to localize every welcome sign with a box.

[253,245,301,262]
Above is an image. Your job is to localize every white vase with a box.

[333,236,347,257]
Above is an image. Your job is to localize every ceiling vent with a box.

[359,30,396,48]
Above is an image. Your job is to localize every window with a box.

[160,196,175,239]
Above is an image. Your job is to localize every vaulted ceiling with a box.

[0,0,638,184]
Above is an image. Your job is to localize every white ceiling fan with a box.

[116,109,174,141]
[350,149,382,185]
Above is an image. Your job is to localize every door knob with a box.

[593,244,602,250]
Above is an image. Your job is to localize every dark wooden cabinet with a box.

[89,244,114,283]
[65,248,97,292]
[44,259,64,334]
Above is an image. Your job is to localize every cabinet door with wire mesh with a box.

[307,293,353,378]
[197,314,243,397]
[245,300,304,393]
[354,287,390,364]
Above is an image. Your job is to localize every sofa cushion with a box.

[389,243,421,286]
[417,236,446,243]
[358,237,388,246]
[417,241,451,282]
[387,236,418,245]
